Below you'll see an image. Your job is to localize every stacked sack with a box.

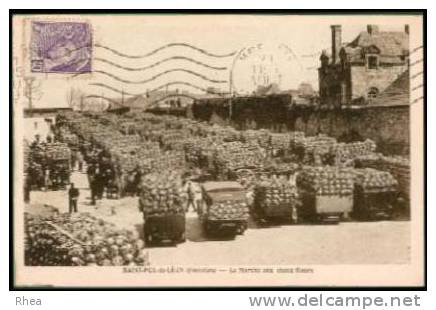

[25,214,74,266]
[45,143,71,161]
[270,133,291,150]
[209,125,241,142]
[119,121,137,135]
[234,169,259,191]
[381,156,410,200]
[353,168,398,193]
[293,135,337,165]
[213,141,266,174]
[297,166,354,196]
[183,137,217,167]
[138,172,187,216]
[207,200,249,221]
[184,138,202,165]
[355,154,409,200]
[112,141,161,173]
[263,162,300,176]
[160,129,190,150]
[241,129,271,148]
[151,151,186,173]
[254,177,299,213]
[25,212,148,266]
[332,139,377,167]
[289,131,306,151]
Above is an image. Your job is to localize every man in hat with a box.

[68,183,80,213]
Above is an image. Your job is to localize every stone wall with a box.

[289,105,410,155]
[191,97,410,156]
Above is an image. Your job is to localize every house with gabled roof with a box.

[319,24,410,106]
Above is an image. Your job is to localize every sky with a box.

[13,14,422,108]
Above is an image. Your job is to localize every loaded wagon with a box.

[48,159,71,190]
[352,168,399,221]
[252,177,300,224]
[198,181,249,238]
[353,187,397,220]
[296,167,355,224]
[138,172,187,246]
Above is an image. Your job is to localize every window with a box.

[367,87,379,100]
[367,56,378,69]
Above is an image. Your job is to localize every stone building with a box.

[23,107,73,141]
[319,24,409,106]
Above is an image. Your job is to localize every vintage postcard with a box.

[12,12,425,288]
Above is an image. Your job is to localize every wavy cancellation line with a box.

[75,69,227,84]
[151,93,199,104]
[150,82,228,95]
[88,82,228,97]
[85,94,119,105]
[85,93,202,108]
[94,57,228,71]
[95,43,236,59]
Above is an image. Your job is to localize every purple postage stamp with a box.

[30,21,92,73]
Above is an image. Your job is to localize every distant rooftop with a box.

[23,107,73,117]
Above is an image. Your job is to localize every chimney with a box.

[331,25,342,64]
[367,24,379,35]
[405,24,409,34]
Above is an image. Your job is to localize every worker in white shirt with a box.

[185,181,195,212]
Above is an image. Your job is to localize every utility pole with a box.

[228,48,246,122]
[80,94,84,111]
[121,89,125,106]
[101,92,104,111]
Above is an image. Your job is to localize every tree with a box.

[23,77,43,110]
[66,87,77,109]
[255,83,280,96]
[298,82,315,97]
[66,87,85,110]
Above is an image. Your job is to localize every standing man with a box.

[193,182,202,213]
[77,150,84,172]
[70,149,77,171]
[89,175,97,206]
[185,181,196,212]
[68,183,80,213]
[43,167,50,191]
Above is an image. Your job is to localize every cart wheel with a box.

[238,227,245,235]
[204,222,213,236]
[145,233,153,245]
[179,233,186,243]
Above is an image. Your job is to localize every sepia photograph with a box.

[11,11,425,288]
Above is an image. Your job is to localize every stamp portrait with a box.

[30,21,92,73]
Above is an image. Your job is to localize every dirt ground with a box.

[28,169,411,266]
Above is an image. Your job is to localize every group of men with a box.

[86,156,117,205]
[50,137,204,215]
